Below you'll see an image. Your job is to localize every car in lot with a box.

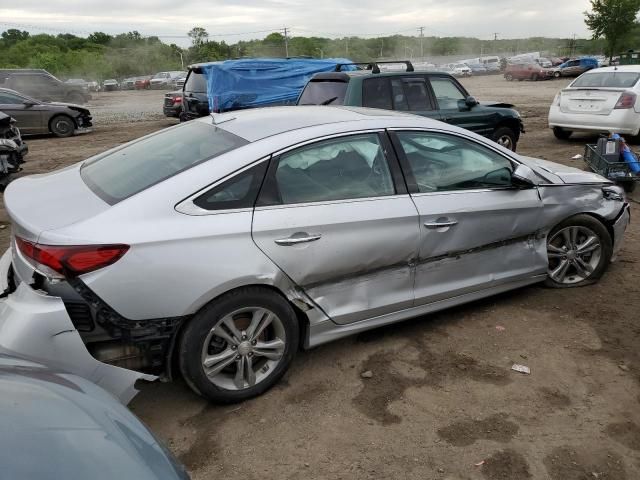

[297,62,524,150]
[150,71,185,89]
[135,75,153,90]
[467,63,488,75]
[0,350,190,479]
[65,78,89,91]
[103,79,120,91]
[447,63,472,77]
[0,87,92,137]
[0,111,28,189]
[86,80,100,92]
[0,69,90,104]
[504,62,553,81]
[553,58,599,78]
[163,90,183,117]
[0,106,629,403]
[549,66,640,140]
[121,77,137,90]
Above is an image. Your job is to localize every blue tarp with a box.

[200,58,354,113]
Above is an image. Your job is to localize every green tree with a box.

[585,0,640,60]
[188,27,209,47]
[1,29,29,46]
[88,32,112,45]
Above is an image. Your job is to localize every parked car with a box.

[0,111,27,189]
[175,75,188,89]
[448,63,472,77]
[549,66,640,140]
[150,71,185,89]
[121,77,137,90]
[536,58,553,68]
[65,78,89,91]
[86,80,101,92]
[163,90,182,117]
[135,75,153,90]
[0,69,90,104]
[504,62,553,81]
[0,350,190,479]
[103,79,120,91]
[0,87,93,137]
[552,58,599,78]
[467,63,488,74]
[298,62,524,150]
[0,107,629,403]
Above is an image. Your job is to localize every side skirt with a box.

[306,274,546,348]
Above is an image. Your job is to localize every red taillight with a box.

[614,92,636,109]
[16,237,129,277]
[173,96,182,105]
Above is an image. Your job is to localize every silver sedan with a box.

[0,106,630,403]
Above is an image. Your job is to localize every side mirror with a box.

[465,96,478,107]
[511,164,538,188]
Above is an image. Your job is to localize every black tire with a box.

[531,73,539,81]
[492,126,518,151]
[553,127,572,140]
[505,73,513,81]
[49,115,76,138]
[179,287,299,403]
[66,92,85,104]
[553,71,561,78]
[544,214,612,288]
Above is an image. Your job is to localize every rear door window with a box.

[185,71,207,93]
[362,78,393,110]
[298,80,348,106]
[81,122,248,204]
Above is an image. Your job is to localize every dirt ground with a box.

[3,76,640,480]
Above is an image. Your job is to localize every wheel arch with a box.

[494,117,522,142]
[547,211,614,247]
[165,283,313,381]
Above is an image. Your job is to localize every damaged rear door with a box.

[252,132,420,325]
[390,130,546,305]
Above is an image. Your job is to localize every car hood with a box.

[480,100,515,108]
[520,156,612,184]
[46,102,90,114]
[0,352,189,480]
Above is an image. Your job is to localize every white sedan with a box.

[549,66,640,140]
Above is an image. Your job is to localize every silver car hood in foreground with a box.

[520,156,611,184]
[0,352,189,480]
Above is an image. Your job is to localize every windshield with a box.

[81,121,248,204]
[572,72,640,88]
[297,81,347,105]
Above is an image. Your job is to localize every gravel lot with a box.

[2,76,640,480]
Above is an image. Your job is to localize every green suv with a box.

[297,61,524,151]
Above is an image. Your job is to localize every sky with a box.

[0,0,593,46]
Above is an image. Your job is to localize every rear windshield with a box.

[185,71,207,92]
[81,121,248,204]
[297,81,347,105]
[572,72,640,88]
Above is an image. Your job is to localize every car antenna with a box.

[210,112,235,125]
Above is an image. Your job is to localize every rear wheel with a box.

[553,127,572,140]
[492,126,518,151]
[544,215,612,288]
[505,73,514,81]
[49,115,75,138]
[179,287,299,403]
[531,73,539,81]
[553,71,562,78]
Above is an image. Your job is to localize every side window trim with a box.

[388,129,518,194]
[256,131,404,208]
[175,156,271,215]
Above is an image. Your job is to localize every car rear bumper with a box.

[549,106,640,135]
[0,248,155,403]
[163,106,181,117]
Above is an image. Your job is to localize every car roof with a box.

[585,65,640,73]
[199,105,430,142]
[311,70,456,82]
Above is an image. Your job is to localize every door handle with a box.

[274,234,322,246]
[424,220,458,229]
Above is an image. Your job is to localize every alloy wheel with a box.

[497,135,513,150]
[547,226,602,284]
[200,307,286,391]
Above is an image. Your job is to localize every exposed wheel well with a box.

[166,284,310,380]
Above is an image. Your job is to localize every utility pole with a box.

[283,27,289,57]
[380,38,384,58]
[346,37,349,57]
[493,32,499,41]
[418,26,425,60]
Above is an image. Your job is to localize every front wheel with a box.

[179,287,299,403]
[553,71,561,78]
[49,115,75,138]
[492,126,518,151]
[544,215,612,288]
[505,73,513,81]
[553,127,572,140]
